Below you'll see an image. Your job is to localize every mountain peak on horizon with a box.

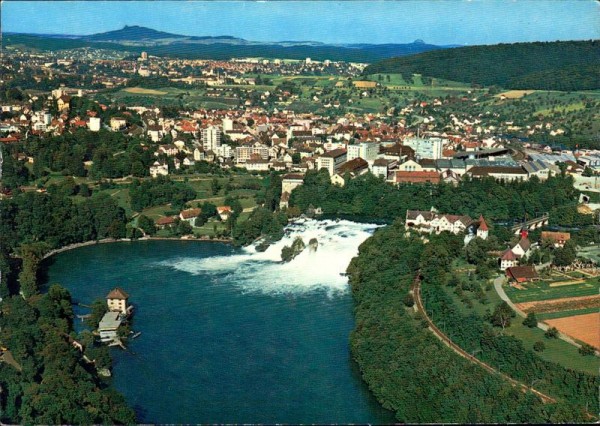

[84,25,247,43]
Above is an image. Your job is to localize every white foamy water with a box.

[158,219,381,296]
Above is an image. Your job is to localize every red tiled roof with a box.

[180,208,201,219]
[106,287,129,300]
[321,148,347,158]
[506,266,538,280]
[541,231,570,242]
[395,171,441,184]
[156,216,176,226]
[478,215,489,231]
[500,248,519,261]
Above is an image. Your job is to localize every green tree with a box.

[578,343,595,356]
[544,326,559,339]
[137,215,156,236]
[490,301,516,330]
[522,312,538,328]
[211,178,221,196]
[84,299,108,328]
[533,341,545,352]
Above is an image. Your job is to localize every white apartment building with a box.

[346,142,380,162]
[222,118,233,132]
[216,144,232,159]
[202,126,222,151]
[235,145,269,163]
[88,117,101,132]
[404,137,443,160]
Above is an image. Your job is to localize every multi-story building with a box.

[235,145,269,163]
[404,137,443,160]
[88,117,101,132]
[346,142,380,162]
[317,148,347,176]
[110,117,127,131]
[222,117,233,132]
[202,126,222,151]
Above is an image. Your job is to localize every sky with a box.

[2,1,599,45]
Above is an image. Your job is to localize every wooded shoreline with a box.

[41,236,233,261]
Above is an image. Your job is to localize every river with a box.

[44,219,394,424]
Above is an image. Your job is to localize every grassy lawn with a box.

[535,102,586,116]
[504,276,600,303]
[107,188,133,216]
[140,204,174,220]
[439,279,599,375]
[193,218,227,237]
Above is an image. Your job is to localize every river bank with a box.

[41,235,233,261]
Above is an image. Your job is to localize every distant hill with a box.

[84,25,183,41]
[4,26,451,62]
[363,40,600,90]
[83,25,249,45]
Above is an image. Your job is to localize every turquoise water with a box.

[44,222,394,424]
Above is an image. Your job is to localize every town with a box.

[0,15,599,425]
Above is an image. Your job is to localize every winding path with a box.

[412,274,556,404]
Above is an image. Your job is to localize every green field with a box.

[504,276,600,303]
[579,244,600,264]
[537,307,599,320]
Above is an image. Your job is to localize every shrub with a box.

[544,327,559,339]
[533,341,546,352]
[523,312,538,328]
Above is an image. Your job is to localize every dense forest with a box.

[290,169,593,229]
[346,224,596,422]
[0,186,135,422]
[363,40,600,90]
[129,177,196,211]
[0,287,136,424]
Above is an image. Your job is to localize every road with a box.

[412,274,556,404]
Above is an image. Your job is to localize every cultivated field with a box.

[123,87,169,95]
[507,271,600,349]
[545,313,600,348]
[505,274,600,303]
[515,294,600,314]
[497,90,535,99]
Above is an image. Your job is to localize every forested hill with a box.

[363,40,600,90]
[4,31,449,63]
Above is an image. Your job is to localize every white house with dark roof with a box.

[405,209,472,235]
[106,287,129,314]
